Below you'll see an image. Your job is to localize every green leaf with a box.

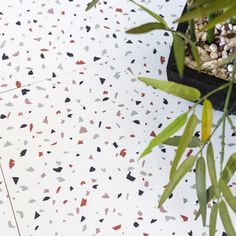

[189,41,200,70]
[219,52,236,66]
[207,143,218,196]
[190,0,215,9]
[130,0,167,27]
[204,4,236,30]
[195,185,215,220]
[206,186,215,203]
[201,99,213,143]
[209,203,218,236]
[221,181,236,213]
[126,22,167,34]
[86,0,99,11]
[158,156,197,208]
[189,19,196,42]
[196,157,207,226]
[138,77,201,101]
[173,34,185,77]
[222,152,236,183]
[196,152,236,220]
[139,113,188,158]
[169,114,198,179]
[163,135,201,148]
[219,200,236,236]
[175,0,236,23]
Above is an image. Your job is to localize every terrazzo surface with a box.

[0,0,235,236]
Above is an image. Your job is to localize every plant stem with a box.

[226,115,236,134]
[218,60,236,201]
[219,118,226,199]
[187,3,196,43]
[172,30,191,42]
[189,83,230,112]
[207,13,215,44]
[189,19,196,42]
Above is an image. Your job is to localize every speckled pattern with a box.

[0,1,235,236]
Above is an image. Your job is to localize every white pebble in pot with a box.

[209,44,217,52]
[227,64,234,72]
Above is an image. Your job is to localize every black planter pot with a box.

[166,18,236,115]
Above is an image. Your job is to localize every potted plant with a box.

[87,1,236,235]
[166,2,236,114]
[126,0,236,113]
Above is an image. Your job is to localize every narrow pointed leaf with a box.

[222,152,236,183]
[158,156,197,207]
[189,41,200,70]
[209,203,218,236]
[173,34,185,77]
[126,22,166,34]
[196,157,207,226]
[207,143,218,196]
[175,0,236,23]
[170,114,198,179]
[195,152,236,220]
[138,77,201,101]
[221,181,236,213]
[140,112,188,158]
[195,185,215,220]
[219,200,236,236]
[189,19,197,42]
[204,4,236,30]
[201,99,213,142]
[163,135,201,148]
[130,0,167,27]
[207,13,216,44]
[86,0,99,11]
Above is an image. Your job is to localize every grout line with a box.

[0,46,172,96]
[0,45,171,236]
[0,163,22,236]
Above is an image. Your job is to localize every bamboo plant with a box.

[87,0,236,235]
[127,1,236,235]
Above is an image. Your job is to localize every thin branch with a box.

[226,115,236,135]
